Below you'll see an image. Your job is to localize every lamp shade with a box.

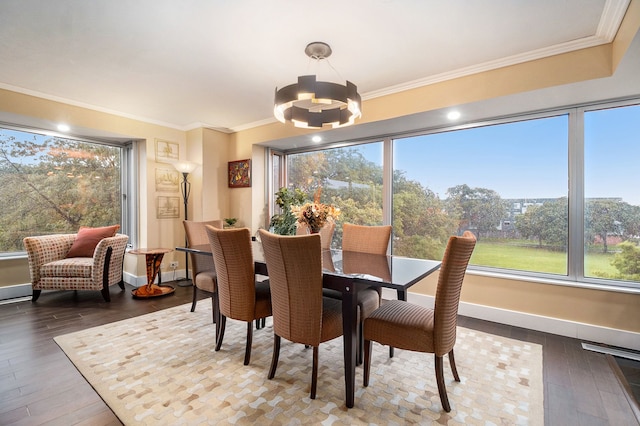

[172,161,199,174]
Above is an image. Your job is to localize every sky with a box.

[356,105,640,206]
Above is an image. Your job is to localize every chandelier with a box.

[274,42,362,129]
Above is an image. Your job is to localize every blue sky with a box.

[356,105,640,205]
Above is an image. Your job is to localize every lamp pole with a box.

[173,161,198,287]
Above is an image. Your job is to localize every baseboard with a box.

[0,283,31,301]
[381,288,640,352]
[124,269,186,288]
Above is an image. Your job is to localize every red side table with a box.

[129,248,175,298]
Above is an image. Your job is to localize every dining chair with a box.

[296,221,335,249]
[335,223,392,364]
[183,219,223,327]
[205,226,272,365]
[362,230,476,412]
[258,229,343,400]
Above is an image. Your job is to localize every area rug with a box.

[54,303,544,425]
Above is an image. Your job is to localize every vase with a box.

[308,224,321,234]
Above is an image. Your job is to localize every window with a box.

[392,115,569,273]
[0,126,128,255]
[584,102,640,284]
[270,98,640,289]
[286,142,383,247]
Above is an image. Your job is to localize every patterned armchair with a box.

[23,233,129,302]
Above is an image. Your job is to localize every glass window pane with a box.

[0,128,122,254]
[584,104,640,284]
[286,143,383,247]
[393,116,569,274]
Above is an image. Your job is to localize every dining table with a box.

[177,239,441,408]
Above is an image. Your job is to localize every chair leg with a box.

[190,285,198,312]
[215,315,226,351]
[101,246,113,302]
[117,280,125,290]
[244,322,253,365]
[268,335,281,379]
[255,318,262,330]
[100,286,111,302]
[448,349,460,382]
[435,354,451,412]
[363,339,372,387]
[310,346,319,399]
[212,294,220,341]
[357,322,364,365]
[31,290,41,302]
[389,347,394,358]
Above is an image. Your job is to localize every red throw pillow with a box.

[66,225,120,258]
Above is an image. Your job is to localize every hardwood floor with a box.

[1,283,638,425]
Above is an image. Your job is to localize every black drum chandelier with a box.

[274,42,362,129]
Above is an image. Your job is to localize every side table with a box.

[129,248,175,298]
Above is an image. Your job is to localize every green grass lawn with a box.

[471,240,617,276]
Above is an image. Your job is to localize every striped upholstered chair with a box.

[362,231,476,412]
[183,219,224,327]
[23,230,128,302]
[259,230,343,400]
[205,226,272,365]
[333,223,392,364]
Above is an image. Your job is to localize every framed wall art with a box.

[155,139,179,163]
[157,196,180,219]
[155,168,180,192]
[228,159,251,188]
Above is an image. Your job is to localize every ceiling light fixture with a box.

[274,42,362,129]
[57,123,70,132]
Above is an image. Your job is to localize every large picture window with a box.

[584,103,640,284]
[271,99,640,289]
[0,127,124,254]
[393,115,569,274]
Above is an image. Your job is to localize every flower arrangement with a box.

[290,188,340,233]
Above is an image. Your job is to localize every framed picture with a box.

[155,139,179,163]
[228,159,251,188]
[155,168,180,192]
[157,196,180,219]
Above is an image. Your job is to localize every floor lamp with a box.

[173,160,199,287]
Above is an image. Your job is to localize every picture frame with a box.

[157,196,180,219]
[228,159,251,188]
[155,168,180,192]
[155,139,179,163]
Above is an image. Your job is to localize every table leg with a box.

[389,289,409,358]
[341,279,358,408]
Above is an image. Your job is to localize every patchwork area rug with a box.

[54,303,544,425]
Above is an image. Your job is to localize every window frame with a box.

[0,123,136,257]
[267,97,640,293]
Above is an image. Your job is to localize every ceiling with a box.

[0,0,638,144]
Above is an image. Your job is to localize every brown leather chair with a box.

[205,226,272,365]
[337,223,392,363]
[259,230,343,400]
[183,220,223,327]
[362,231,476,412]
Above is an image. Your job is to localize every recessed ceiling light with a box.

[312,136,322,143]
[57,124,70,132]
[447,111,461,120]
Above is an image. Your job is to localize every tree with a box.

[585,199,626,253]
[515,198,568,248]
[445,184,508,240]
[611,241,640,278]
[0,133,120,252]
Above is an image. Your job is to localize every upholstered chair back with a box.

[259,231,324,346]
[342,223,392,255]
[433,230,477,356]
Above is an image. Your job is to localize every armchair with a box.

[23,233,129,302]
